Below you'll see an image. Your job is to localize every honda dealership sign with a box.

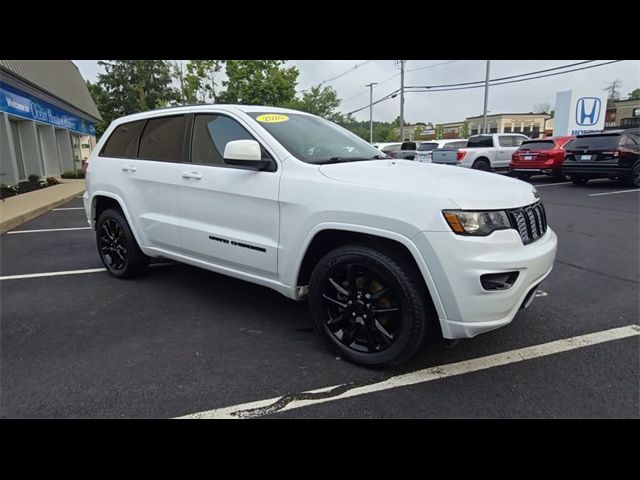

[553,90,608,136]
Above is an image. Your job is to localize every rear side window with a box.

[138,115,187,161]
[498,136,514,147]
[100,120,146,158]
[418,143,439,151]
[467,135,494,148]
[518,140,555,151]
[568,134,622,150]
[445,141,467,149]
[512,136,526,146]
[401,142,417,150]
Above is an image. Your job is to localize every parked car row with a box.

[374,128,640,187]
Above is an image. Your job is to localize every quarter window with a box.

[138,115,187,162]
[100,120,146,158]
[498,136,514,147]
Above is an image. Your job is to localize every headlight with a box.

[442,210,511,236]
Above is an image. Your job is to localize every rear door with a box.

[178,112,280,279]
[96,116,185,252]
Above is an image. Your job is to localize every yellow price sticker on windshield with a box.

[256,114,289,123]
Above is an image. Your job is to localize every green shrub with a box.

[61,170,85,179]
[28,174,40,183]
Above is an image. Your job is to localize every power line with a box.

[346,60,623,115]
[299,60,374,93]
[405,60,596,90]
[341,61,462,104]
[406,60,623,93]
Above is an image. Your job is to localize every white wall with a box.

[56,129,74,172]
[38,125,61,176]
[0,113,19,185]
[18,120,44,177]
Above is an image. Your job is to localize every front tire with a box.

[96,208,149,278]
[308,243,430,368]
[627,161,640,187]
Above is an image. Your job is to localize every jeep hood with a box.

[318,160,538,209]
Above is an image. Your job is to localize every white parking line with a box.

[176,324,640,419]
[0,268,106,280]
[588,189,640,197]
[534,182,570,187]
[0,262,174,281]
[6,227,91,234]
[52,207,85,211]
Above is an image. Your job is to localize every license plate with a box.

[580,154,592,161]
[524,155,533,160]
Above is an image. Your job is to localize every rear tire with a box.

[554,172,568,181]
[96,208,149,278]
[517,173,532,181]
[308,243,430,368]
[472,159,491,171]
[571,176,589,185]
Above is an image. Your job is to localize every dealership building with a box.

[0,60,101,186]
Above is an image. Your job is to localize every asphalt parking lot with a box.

[1,178,638,418]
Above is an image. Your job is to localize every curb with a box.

[0,189,85,234]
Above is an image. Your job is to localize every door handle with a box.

[122,165,137,172]
[182,172,202,180]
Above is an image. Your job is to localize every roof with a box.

[109,104,315,126]
[466,112,552,120]
[0,60,101,121]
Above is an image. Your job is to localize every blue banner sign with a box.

[0,82,95,136]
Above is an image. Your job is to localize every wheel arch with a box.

[90,192,145,248]
[293,224,447,322]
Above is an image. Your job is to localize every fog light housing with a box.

[480,271,519,291]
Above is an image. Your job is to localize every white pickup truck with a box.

[432,133,529,171]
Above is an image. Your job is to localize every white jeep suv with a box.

[84,105,557,368]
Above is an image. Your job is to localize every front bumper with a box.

[413,227,557,339]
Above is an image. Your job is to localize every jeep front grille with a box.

[507,202,548,245]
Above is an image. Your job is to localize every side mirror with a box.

[223,140,272,170]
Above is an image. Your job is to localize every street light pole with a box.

[482,60,491,134]
[365,82,378,143]
[399,60,406,141]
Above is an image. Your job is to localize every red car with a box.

[510,136,575,181]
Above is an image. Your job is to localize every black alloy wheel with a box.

[320,262,401,354]
[308,244,430,368]
[96,208,149,278]
[632,161,640,187]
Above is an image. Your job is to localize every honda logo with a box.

[575,97,601,126]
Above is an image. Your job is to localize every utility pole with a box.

[482,60,491,134]
[399,60,406,141]
[365,82,378,143]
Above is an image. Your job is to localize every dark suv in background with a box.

[562,129,640,187]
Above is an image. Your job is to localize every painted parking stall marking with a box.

[6,227,91,234]
[0,262,174,281]
[52,207,85,211]
[588,189,640,197]
[177,325,640,419]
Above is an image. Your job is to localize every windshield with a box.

[248,112,387,164]
[418,143,439,151]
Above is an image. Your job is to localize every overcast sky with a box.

[73,60,639,124]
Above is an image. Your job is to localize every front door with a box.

[179,113,280,279]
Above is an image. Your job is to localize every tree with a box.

[287,84,342,122]
[604,79,623,102]
[533,102,551,114]
[215,60,299,106]
[91,60,178,135]
[435,124,444,140]
[628,88,640,100]
[460,120,469,139]
[86,80,109,137]
[413,124,425,138]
